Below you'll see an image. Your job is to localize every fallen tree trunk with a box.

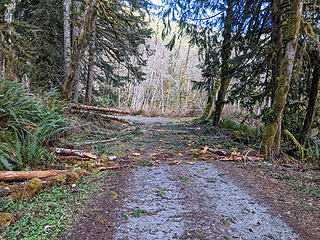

[70,109,133,124]
[70,103,130,114]
[98,166,121,171]
[55,148,98,159]
[0,170,70,181]
[55,148,85,157]
[58,155,90,161]
[201,146,227,156]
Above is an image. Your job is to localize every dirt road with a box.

[65,119,316,240]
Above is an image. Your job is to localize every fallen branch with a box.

[55,148,98,159]
[70,103,130,114]
[58,156,90,161]
[75,137,118,145]
[200,146,227,156]
[98,166,121,171]
[0,170,70,181]
[70,109,133,124]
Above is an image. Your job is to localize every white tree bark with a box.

[63,0,71,92]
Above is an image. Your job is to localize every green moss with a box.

[7,178,43,201]
[24,178,43,199]
[261,123,277,156]
[65,172,80,182]
[53,175,66,186]
[0,213,14,226]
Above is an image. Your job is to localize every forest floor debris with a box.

[1,117,319,239]
[66,118,319,240]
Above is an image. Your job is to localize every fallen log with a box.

[69,103,130,114]
[70,109,133,124]
[55,148,85,157]
[0,170,70,181]
[200,147,227,156]
[75,137,118,145]
[98,166,121,171]
[54,148,98,159]
[58,156,90,161]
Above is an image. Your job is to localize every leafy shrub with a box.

[0,78,68,170]
[220,117,264,144]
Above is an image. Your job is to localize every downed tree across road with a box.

[70,109,133,124]
[70,104,130,114]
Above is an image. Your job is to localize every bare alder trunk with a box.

[261,0,303,156]
[166,40,181,110]
[62,0,71,97]
[85,17,96,103]
[177,44,191,111]
[301,60,319,146]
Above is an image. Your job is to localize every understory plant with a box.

[0,77,68,170]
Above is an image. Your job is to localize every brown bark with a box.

[70,103,130,114]
[70,109,133,124]
[301,60,319,146]
[0,170,70,181]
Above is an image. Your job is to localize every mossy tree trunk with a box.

[203,77,221,119]
[85,17,96,104]
[212,0,233,126]
[62,0,97,100]
[270,0,283,150]
[261,0,304,156]
[301,57,319,146]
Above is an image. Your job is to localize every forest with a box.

[0,0,319,239]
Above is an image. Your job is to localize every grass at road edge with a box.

[1,171,115,240]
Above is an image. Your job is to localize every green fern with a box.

[0,77,68,170]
